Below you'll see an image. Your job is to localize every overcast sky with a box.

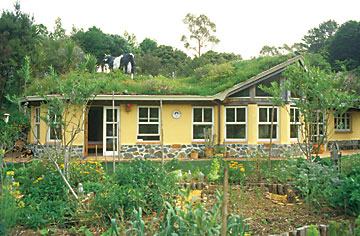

[1,0,360,59]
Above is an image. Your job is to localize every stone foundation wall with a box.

[29,144,84,158]
[116,143,304,159]
[327,140,360,150]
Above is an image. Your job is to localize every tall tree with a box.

[259,45,280,56]
[302,20,338,54]
[328,20,360,71]
[181,13,220,57]
[0,2,40,108]
[139,38,158,54]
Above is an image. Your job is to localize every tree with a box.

[139,38,158,54]
[328,20,360,71]
[49,17,66,40]
[0,2,40,108]
[302,20,338,54]
[259,45,280,56]
[262,60,356,160]
[181,13,220,57]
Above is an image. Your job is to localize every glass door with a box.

[103,107,120,156]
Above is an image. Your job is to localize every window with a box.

[225,107,247,140]
[137,107,160,141]
[258,107,278,140]
[334,112,351,132]
[34,107,40,142]
[255,75,279,97]
[47,113,62,142]
[290,107,301,140]
[310,111,324,143]
[192,107,213,140]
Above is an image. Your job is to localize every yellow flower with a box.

[18,201,25,208]
[6,171,14,176]
[60,164,64,168]
[2,149,5,154]
[13,182,19,187]
[240,167,245,172]
[274,168,278,171]
[38,177,44,181]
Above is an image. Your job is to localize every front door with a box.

[103,107,120,156]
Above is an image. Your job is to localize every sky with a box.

[1,0,360,59]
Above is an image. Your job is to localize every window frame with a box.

[137,106,160,142]
[34,107,41,142]
[192,107,214,141]
[224,106,247,141]
[334,112,351,132]
[258,106,279,142]
[310,111,325,143]
[290,107,301,141]
[47,112,62,143]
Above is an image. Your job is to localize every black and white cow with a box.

[103,53,136,79]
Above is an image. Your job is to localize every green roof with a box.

[26,54,297,98]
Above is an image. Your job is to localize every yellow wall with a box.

[162,104,192,144]
[247,104,258,144]
[328,110,360,141]
[120,105,138,144]
[63,105,84,146]
[279,105,290,144]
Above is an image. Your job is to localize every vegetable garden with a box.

[1,152,360,235]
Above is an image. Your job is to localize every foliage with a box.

[15,159,78,229]
[88,159,178,222]
[194,63,235,83]
[226,160,246,185]
[207,158,220,182]
[69,160,104,186]
[181,13,220,57]
[307,225,319,236]
[331,167,360,216]
[0,171,19,234]
[291,159,342,208]
[126,188,249,235]
[328,20,360,71]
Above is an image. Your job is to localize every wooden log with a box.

[319,224,327,236]
[278,184,284,195]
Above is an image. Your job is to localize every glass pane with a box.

[271,108,278,122]
[106,124,118,136]
[226,124,245,139]
[236,108,246,122]
[193,125,211,139]
[35,124,40,140]
[290,124,299,139]
[290,109,295,122]
[50,126,62,140]
[259,125,276,139]
[106,109,117,122]
[259,108,268,122]
[137,135,160,141]
[106,138,117,151]
[139,108,148,122]
[35,108,40,122]
[204,108,212,122]
[295,109,300,122]
[193,108,202,122]
[139,124,158,134]
[150,108,159,122]
[226,108,235,122]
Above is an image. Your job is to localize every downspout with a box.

[212,100,222,145]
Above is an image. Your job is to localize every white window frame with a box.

[310,111,325,143]
[137,106,160,142]
[258,106,279,142]
[47,112,62,143]
[334,112,351,132]
[192,107,214,141]
[290,107,301,141]
[224,106,247,141]
[34,107,40,142]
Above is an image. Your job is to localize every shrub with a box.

[16,159,78,229]
[194,63,234,83]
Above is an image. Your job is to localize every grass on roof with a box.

[26,55,293,96]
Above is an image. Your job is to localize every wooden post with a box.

[221,165,228,236]
[160,100,164,167]
[112,91,115,174]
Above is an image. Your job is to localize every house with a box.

[24,55,360,159]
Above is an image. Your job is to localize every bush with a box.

[16,159,78,229]
[88,159,179,221]
[194,63,234,83]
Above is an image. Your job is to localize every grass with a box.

[26,55,293,96]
